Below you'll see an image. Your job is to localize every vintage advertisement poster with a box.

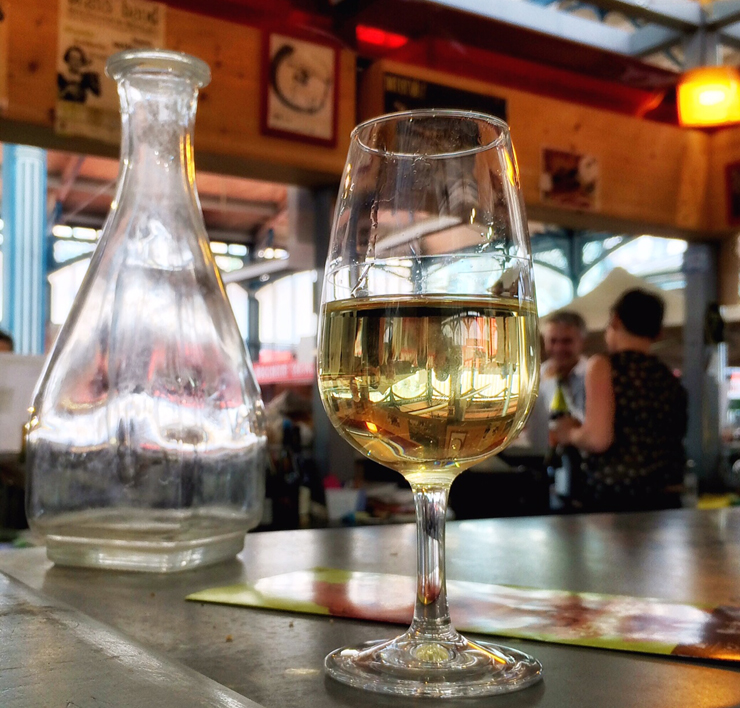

[540,147,600,211]
[56,0,166,143]
[0,2,8,110]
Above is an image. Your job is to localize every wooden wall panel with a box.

[6,0,740,304]
[719,234,740,307]
[0,0,356,186]
[706,127,740,234]
[702,126,740,304]
[360,60,711,238]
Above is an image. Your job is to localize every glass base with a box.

[325,632,543,698]
[45,531,245,572]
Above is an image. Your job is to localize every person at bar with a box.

[553,288,687,512]
[524,311,588,457]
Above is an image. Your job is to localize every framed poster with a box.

[540,147,599,211]
[261,32,338,147]
[726,161,740,226]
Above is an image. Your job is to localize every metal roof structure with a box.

[436,0,740,70]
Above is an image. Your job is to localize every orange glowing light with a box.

[678,67,740,127]
[366,422,378,433]
[504,150,518,187]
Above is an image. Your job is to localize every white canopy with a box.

[550,267,684,332]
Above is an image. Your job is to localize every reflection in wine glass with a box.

[317,110,541,697]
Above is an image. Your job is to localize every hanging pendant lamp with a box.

[678,65,740,127]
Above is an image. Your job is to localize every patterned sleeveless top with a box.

[579,351,687,509]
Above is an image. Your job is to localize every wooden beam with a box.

[1,0,356,187]
[360,59,711,237]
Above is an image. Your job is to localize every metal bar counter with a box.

[1,508,740,708]
[0,571,262,708]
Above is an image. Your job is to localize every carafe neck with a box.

[118,74,198,195]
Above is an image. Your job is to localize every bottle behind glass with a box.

[545,379,580,509]
[25,50,266,572]
[545,379,568,469]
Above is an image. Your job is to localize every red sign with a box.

[253,361,315,385]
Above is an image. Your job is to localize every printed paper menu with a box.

[188,568,740,662]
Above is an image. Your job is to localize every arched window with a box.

[578,236,687,296]
[532,263,575,316]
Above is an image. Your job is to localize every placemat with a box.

[187,568,740,662]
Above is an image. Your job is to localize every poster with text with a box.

[0,3,8,110]
[56,0,165,143]
[540,147,600,211]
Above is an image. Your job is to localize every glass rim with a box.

[105,49,211,88]
[351,109,510,159]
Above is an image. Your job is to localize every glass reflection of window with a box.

[331,268,351,300]
[256,270,317,348]
[378,309,520,414]
[48,258,253,331]
[225,283,249,339]
[386,369,518,413]
[532,263,574,317]
[48,228,251,327]
[49,258,91,325]
[424,258,508,296]
[366,260,413,296]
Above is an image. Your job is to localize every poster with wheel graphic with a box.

[261,32,338,147]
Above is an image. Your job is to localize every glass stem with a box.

[409,484,455,641]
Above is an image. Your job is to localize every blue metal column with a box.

[1,144,47,354]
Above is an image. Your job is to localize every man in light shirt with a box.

[523,311,588,456]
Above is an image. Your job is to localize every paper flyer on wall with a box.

[56,0,165,143]
[540,147,600,211]
[188,568,740,663]
[0,2,8,110]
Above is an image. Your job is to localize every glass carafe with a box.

[26,49,267,572]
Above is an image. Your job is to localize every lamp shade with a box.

[678,66,740,127]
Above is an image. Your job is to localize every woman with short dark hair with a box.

[554,288,687,512]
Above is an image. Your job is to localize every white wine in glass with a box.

[318,110,541,697]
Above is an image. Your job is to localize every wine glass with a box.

[317,110,541,697]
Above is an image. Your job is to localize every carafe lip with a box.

[106,49,211,88]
